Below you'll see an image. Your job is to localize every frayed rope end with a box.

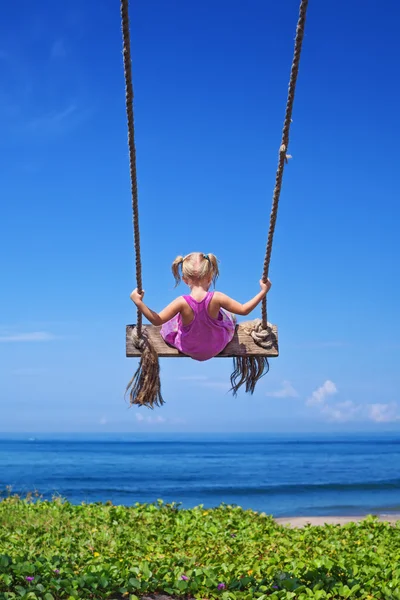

[229,319,276,395]
[125,328,164,409]
[230,355,270,396]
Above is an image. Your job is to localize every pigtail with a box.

[207,253,219,285]
[172,255,184,287]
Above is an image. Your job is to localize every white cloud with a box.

[0,331,56,342]
[266,380,298,398]
[135,413,166,424]
[368,403,400,423]
[321,400,361,423]
[305,380,400,424]
[306,380,337,406]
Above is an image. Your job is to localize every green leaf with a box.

[176,580,188,591]
[15,587,26,597]
[0,555,11,568]
[128,578,140,590]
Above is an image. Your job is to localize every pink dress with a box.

[160,291,236,361]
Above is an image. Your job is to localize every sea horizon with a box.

[1,431,399,440]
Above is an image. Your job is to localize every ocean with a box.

[1,433,399,517]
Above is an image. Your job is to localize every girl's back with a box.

[161,291,236,361]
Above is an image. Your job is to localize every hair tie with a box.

[203,253,210,261]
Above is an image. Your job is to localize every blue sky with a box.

[1,0,399,434]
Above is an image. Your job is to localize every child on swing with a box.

[130,252,271,361]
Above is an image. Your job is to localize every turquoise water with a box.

[1,433,400,517]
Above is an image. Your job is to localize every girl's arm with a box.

[130,289,185,326]
[214,280,271,316]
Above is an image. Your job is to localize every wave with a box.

[198,479,400,495]
[4,478,400,498]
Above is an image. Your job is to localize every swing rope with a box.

[122,0,309,406]
[230,0,309,395]
[121,0,164,408]
[261,0,309,329]
[121,0,142,336]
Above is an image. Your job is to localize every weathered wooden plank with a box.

[126,323,279,358]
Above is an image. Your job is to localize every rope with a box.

[121,0,143,337]
[261,0,309,328]
[121,0,163,408]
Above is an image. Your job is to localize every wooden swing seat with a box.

[126,323,279,358]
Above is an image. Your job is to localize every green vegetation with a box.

[0,495,399,599]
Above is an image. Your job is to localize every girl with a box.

[130,252,271,361]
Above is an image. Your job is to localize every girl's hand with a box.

[259,279,272,294]
[130,288,145,304]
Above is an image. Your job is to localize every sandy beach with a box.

[276,515,400,528]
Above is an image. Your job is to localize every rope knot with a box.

[131,328,146,351]
[242,319,276,350]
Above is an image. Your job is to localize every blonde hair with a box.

[172,252,219,287]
